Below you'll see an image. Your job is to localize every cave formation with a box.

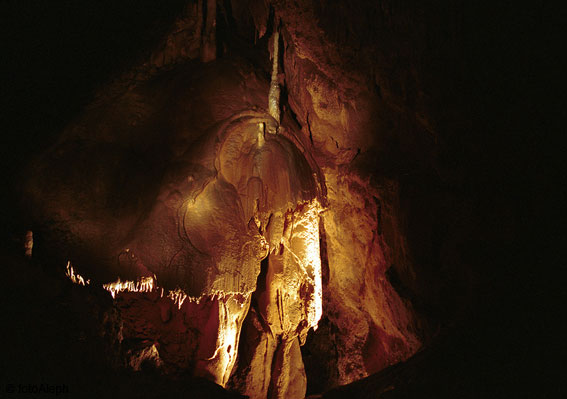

[2,1,549,398]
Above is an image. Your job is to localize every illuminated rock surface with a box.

[23,53,327,396]
[16,1,426,395]
[2,0,545,398]
[13,1,431,395]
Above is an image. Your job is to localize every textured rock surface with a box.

[23,51,325,396]
[1,248,248,398]
[317,169,422,385]
[229,307,278,398]
[9,0,544,397]
[3,0,550,398]
[19,1,427,394]
[233,199,322,398]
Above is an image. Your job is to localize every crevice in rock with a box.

[319,216,330,287]
[350,148,361,163]
[306,112,314,146]
[373,195,382,236]
[253,256,271,318]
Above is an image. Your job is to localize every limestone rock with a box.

[313,168,422,386]
[23,54,326,396]
[128,343,164,371]
[228,308,277,399]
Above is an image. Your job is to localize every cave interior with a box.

[0,1,554,398]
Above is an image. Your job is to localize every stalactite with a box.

[268,27,281,124]
[200,0,217,62]
[24,230,33,258]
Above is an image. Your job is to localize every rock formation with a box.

[23,49,330,395]
[12,0,498,397]
[4,0,547,397]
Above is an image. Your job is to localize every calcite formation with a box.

[28,54,326,396]
[7,0,538,397]
[23,1,428,396]
[319,170,421,384]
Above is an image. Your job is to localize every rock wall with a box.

[16,0,483,396]
[23,54,327,398]
[318,169,422,384]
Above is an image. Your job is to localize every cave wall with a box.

[23,1,435,389]
[3,0,546,397]
[265,0,470,388]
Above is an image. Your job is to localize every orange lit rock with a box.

[268,337,306,399]
[192,295,251,386]
[23,4,428,391]
[8,1,529,397]
[25,52,327,395]
[318,168,422,384]
[228,308,277,398]
[234,200,322,398]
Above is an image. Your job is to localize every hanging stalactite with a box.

[268,25,281,125]
[200,0,217,62]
